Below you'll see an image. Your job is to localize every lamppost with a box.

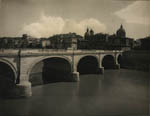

[16,48,21,84]
[16,36,23,84]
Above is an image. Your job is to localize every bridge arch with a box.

[77,55,99,74]
[0,58,17,80]
[102,55,116,69]
[0,58,17,96]
[28,56,72,85]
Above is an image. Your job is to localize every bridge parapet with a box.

[0,49,123,55]
[20,50,122,57]
[0,49,123,59]
[0,49,18,56]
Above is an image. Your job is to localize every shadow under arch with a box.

[29,57,72,86]
[0,60,16,97]
[102,55,115,69]
[77,56,99,74]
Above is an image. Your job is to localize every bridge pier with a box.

[113,64,120,69]
[16,81,32,97]
[97,67,104,74]
[114,56,120,69]
[71,72,80,82]
[15,73,32,97]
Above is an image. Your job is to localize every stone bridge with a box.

[0,49,122,97]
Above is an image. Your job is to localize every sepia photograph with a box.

[0,0,150,116]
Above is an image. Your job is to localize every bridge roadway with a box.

[0,49,122,97]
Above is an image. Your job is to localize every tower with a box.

[84,28,90,40]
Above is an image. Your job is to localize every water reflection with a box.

[0,69,149,116]
[78,70,149,115]
[77,74,103,96]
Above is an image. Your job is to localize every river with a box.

[0,69,149,116]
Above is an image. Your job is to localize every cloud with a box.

[114,1,150,25]
[22,14,65,38]
[21,13,106,38]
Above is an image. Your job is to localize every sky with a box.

[0,0,150,39]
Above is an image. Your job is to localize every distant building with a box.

[21,34,41,48]
[0,25,135,50]
[40,38,51,48]
[133,39,141,49]
[0,37,21,49]
[137,36,150,50]
[81,25,134,50]
[49,33,83,50]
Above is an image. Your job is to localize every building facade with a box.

[79,25,134,50]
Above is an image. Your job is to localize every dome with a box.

[116,25,126,38]
[90,29,94,35]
